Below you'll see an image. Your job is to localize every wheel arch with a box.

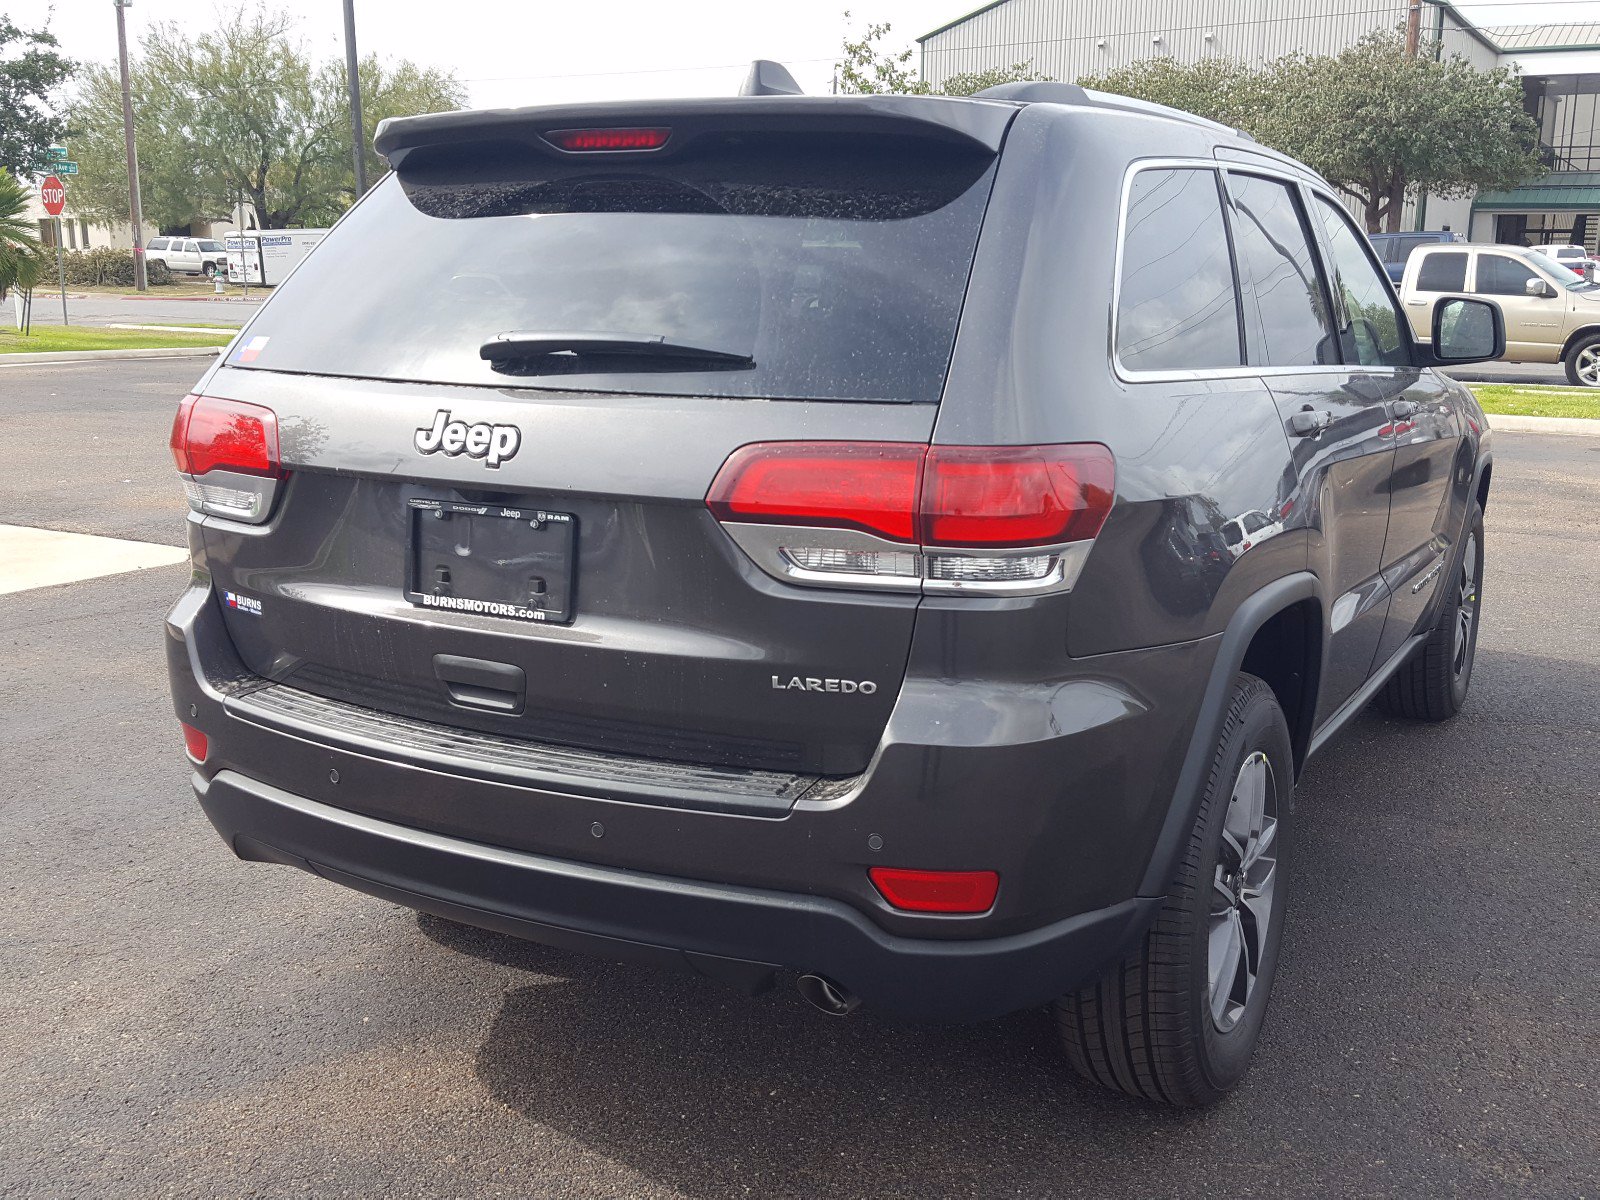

[1136,572,1324,897]
[1558,324,1600,363]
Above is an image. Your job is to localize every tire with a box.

[1055,673,1293,1106]
[1375,502,1484,721]
[202,262,217,278]
[1564,333,1600,386]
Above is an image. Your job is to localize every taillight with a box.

[869,867,999,914]
[706,441,1114,595]
[706,442,924,542]
[171,394,285,523]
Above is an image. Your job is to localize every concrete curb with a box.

[1487,413,1600,437]
[0,346,223,366]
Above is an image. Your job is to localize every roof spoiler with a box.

[374,95,1017,167]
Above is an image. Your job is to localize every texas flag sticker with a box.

[232,335,270,364]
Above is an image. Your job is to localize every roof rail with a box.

[972,79,1254,142]
[972,81,1089,105]
[740,60,803,97]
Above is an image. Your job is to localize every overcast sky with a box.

[12,0,1600,109]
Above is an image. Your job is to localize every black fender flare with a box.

[1136,571,1323,897]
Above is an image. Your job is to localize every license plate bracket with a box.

[406,500,576,624]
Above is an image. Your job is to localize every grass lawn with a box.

[1466,384,1600,420]
[0,325,231,354]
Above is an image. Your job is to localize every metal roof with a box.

[1474,173,1600,211]
[1483,23,1600,52]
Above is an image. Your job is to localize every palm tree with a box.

[0,169,48,330]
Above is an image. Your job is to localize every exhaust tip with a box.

[796,973,860,1017]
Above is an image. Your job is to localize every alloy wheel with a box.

[1454,532,1478,677]
[1576,346,1600,386]
[1208,751,1278,1033]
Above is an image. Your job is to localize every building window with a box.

[1524,75,1600,171]
[80,218,90,249]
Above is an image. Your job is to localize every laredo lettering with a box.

[771,675,877,694]
[414,411,521,468]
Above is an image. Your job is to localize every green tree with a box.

[836,14,1048,96]
[1263,32,1540,232]
[68,6,464,231]
[1079,32,1541,232]
[0,15,73,175]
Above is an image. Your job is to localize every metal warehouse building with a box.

[918,0,1600,249]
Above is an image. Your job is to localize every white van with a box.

[224,230,328,287]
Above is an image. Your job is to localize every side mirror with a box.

[1426,296,1505,365]
[1524,277,1555,298]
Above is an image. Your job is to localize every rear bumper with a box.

[198,768,1158,1022]
[168,575,1211,1020]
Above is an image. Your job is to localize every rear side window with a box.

[226,133,998,403]
[149,238,168,251]
[1116,168,1242,372]
[1417,252,1468,292]
[1225,173,1336,367]
[1475,254,1541,297]
[1312,198,1410,367]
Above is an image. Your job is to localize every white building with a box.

[20,188,133,252]
[918,0,1600,247]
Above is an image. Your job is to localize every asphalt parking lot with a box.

[2,358,1596,1198]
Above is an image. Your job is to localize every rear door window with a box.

[1417,252,1468,292]
[1116,167,1242,372]
[1225,172,1337,367]
[226,133,1000,403]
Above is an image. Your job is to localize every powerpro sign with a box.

[40,176,66,216]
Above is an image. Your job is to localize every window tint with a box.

[1116,168,1241,372]
[1476,254,1542,296]
[1394,235,1430,261]
[149,238,168,251]
[1368,234,1394,261]
[1226,173,1336,367]
[183,240,199,252]
[1417,252,1468,292]
[198,240,224,252]
[1313,197,1410,367]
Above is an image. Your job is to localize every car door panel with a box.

[1264,373,1394,721]
[1473,251,1564,362]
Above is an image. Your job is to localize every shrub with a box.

[58,246,173,287]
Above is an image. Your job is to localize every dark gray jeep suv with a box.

[165,72,1502,1105]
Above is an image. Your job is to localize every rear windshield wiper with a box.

[480,330,754,374]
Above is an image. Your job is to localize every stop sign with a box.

[40,175,66,216]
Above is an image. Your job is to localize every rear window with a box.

[227,133,998,403]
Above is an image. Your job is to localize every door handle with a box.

[1405,300,1426,307]
[1287,408,1334,437]
[1392,400,1420,418]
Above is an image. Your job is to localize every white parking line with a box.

[0,525,188,595]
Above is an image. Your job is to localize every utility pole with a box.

[114,0,148,292]
[343,0,368,198]
[1406,0,1423,232]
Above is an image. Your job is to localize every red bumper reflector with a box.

[869,867,999,914]
[546,127,671,152]
[181,722,208,764]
